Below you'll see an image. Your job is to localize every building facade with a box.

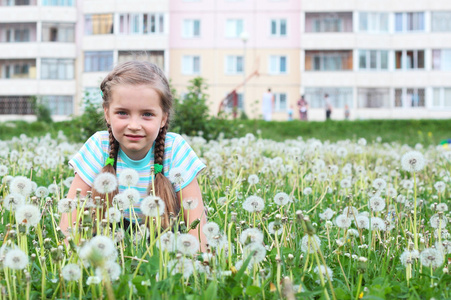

[1,0,451,121]
[301,0,451,120]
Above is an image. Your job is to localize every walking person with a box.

[262,88,274,121]
[297,95,308,121]
[325,93,333,120]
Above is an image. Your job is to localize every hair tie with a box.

[154,164,163,174]
[100,90,104,98]
[105,157,115,167]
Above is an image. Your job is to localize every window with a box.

[357,88,390,108]
[305,50,353,71]
[225,19,243,38]
[41,59,74,79]
[182,55,200,74]
[42,23,75,42]
[118,51,165,70]
[84,51,113,72]
[394,88,425,107]
[359,50,388,70]
[359,12,388,32]
[42,0,74,6]
[305,12,353,33]
[271,19,287,36]
[225,55,243,74]
[119,13,165,35]
[303,87,353,108]
[2,61,34,79]
[395,12,425,32]
[274,93,287,112]
[85,14,114,35]
[4,28,30,42]
[432,50,451,71]
[395,50,424,70]
[432,88,451,108]
[0,0,34,6]
[183,19,200,38]
[41,96,73,115]
[0,96,34,114]
[269,55,287,74]
[432,12,451,32]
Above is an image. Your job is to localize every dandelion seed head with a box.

[182,197,199,210]
[58,198,77,213]
[434,181,446,193]
[95,261,121,281]
[273,192,289,206]
[93,172,118,194]
[15,204,41,228]
[118,168,140,187]
[157,231,175,252]
[372,178,387,191]
[4,248,28,270]
[248,174,259,185]
[303,187,313,196]
[140,196,165,217]
[335,214,352,229]
[0,164,8,176]
[314,265,333,283]
[35,186,49,198]
[177,234,199,256]
[169,167,185,185]
[167,257,194,279]
[203,222,220,239]
[240,228,264,245]
[106,207,122,223]
[370,217,386,231]
[401,151,425,172]
[419,248,444,268]
[9,176,33,197]
[319,208,335,220]
[243,242,267,265]
[268,221,283,235]
[368,196,386,212]
[62,264,82,281]
[355,215,369,229]
[300,234,321,254]
[3,193,25,211]
[121,188,140,205]
[242,195,265,213]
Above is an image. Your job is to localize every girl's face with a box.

[104,84,167,160]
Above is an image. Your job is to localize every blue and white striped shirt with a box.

[69,131,206,218]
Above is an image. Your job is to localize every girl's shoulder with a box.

[86,131,110,153]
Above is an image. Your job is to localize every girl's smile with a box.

[104,84,167,160]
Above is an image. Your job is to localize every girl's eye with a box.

[143,112,153,117]
[117,111,127,115]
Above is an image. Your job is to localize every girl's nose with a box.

[127,116,142,130]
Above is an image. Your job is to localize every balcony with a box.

[0,42,76,58]
[0,5,76,22]
[0,78,75,95]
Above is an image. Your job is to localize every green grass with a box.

[1,118,450,146]
[236,119,451,146]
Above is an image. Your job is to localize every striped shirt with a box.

[69,131,206,219]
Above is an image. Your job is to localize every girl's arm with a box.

[177,177,207,252]
[59,173,91,237]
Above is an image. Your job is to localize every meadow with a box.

[0,129,450,299]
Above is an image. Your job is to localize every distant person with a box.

[325,93,332,120]
[344,104,350,120]
[297,95,308,121]
[262,88,274,121]
[287,105,294,121]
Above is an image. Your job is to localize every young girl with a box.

[60,61,207,250]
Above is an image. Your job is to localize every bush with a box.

[171,77,239,140]
[29,96,53,123]
[71,91,105,141]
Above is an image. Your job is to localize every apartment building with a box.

[79,0,169,115]
[0,0,77,120]
[169,0,301,120]
[301,0,451,120]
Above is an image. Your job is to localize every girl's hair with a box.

[92,61,179,229]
